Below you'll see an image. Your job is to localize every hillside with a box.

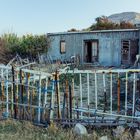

[108,12,140,25]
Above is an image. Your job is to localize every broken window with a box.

[60,41,66,54]
[121,39,139,65]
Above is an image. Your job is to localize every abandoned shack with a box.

[47,29,140,66]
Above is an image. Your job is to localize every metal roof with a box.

[47,29,139,36]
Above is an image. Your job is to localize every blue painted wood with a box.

[47,30,139,66]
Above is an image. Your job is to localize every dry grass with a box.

[0,119,135,140]
[0,119,91,140]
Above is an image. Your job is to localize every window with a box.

[121,39,139,65]
[121,40,130,61]
[60,41,66,54]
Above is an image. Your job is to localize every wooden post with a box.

[32,74,35,120]
[117,73,120,113]
[55,70,61,119]
[103,72,107,112]
[12,66,17,119]
[69,84,72,120]
[79,73,83,117]
[62,83,66,119]
[132,73,136,117]
[1,68,4,112]
[26,73,30,119]
[49,76,55,122]
[15,71,19,118]
[43,77,48,121]
[6,69,9,117]
[87,73,90,117]
[19,69,24,119]
[37,75,41,123]
[125,72,128,116]
[95,72,98,110]
[11,80,14,116]
[71,76,75,109]
[65,79,69,119]
[76,97,79,119]
[110,72,113,114]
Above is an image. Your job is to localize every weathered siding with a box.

[48,30,139,66]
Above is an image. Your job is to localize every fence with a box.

[0,65,140,126]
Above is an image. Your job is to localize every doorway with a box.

[84,40,98,63]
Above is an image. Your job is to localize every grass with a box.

[0,119,135,140]
[0,119,89,140]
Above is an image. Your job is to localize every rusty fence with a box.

[0,65,140,126]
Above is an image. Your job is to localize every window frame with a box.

[60,40,66,54]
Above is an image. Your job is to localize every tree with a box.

[1,33,20,54]
[120,21,135,29]
[0,37,10,63]
[0,33,50,61]
[67,28,79,32]
[85,15,136,31]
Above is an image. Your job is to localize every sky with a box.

[0,0,140,35]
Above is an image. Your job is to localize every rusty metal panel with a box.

[48,30,139,66]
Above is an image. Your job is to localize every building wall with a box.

[48,31,139,66]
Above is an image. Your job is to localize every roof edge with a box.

[47,29,139,36]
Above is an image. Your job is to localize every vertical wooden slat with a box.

[62,82,66,119]
[117,73,120,113]
[16,71,19,105]
[1,68,4,111]
[6,69,9,117]
[37,74,41,123]
[69,85,72,120]
[19,69,24,119]
[87,73,90,118]
[95,72,98,110]
[65,78,69,119]
[12,66,17,119]
[103,72,107,112]
[132,73,136,117]
[49,76,55,122]
[43,77,48,119]
[11,79,14,116]
[110,72,113,114]
[72,77,75,111]
[79,73,83,117]
[32,74,35,120]
[55,71,61,119]
[125,72,128,116]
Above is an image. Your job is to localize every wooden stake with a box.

[69,85,72,120]
[117,73,120,113]
[55,70,61,119]
[12,66,17,119]
[49,76,55,122]
[65,79,69,119]
[19,69,24,119]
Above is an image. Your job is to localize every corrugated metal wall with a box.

[48,30,139,66]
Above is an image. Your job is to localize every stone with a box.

[92,131,98,140]
[73,123,88,135]
[120,131,133,140]
[113,126,125,139]
[99,136,108,140]
[134,129,140,140]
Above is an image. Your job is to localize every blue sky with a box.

[0,0,140,35]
